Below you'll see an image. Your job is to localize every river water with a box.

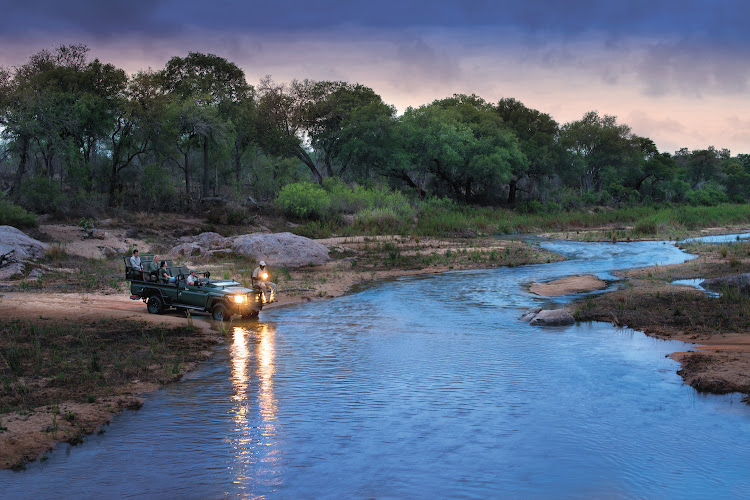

[3,239,750,499]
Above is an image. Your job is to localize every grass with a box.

[290,202,750,240]
[0,319,210,413]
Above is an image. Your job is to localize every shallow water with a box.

[3,239,750,499]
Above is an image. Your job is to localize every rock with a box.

[701,274,750,294]
[103,247,119,258]
[205,249,235,259]
[169,231,330,268]
[231,232,330,268]
[195,232,228,248]
[529,309,576,326]
[0,262,25,280]
[0,225,50,262]
[519,307,542,322]
[92,229,107,239]
[28,268,44,279]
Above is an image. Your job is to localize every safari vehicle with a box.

[124,254,263,321]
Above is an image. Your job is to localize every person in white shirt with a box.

[187,269,198,286]
[129,249,143,279]
[251,260,276,302]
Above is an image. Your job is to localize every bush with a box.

[685,184,729,206]
[17,177,66,216]
[0,199,38,228]
[275,182,331,219]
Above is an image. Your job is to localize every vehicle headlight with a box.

[233,295,246,304]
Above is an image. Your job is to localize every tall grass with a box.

[283,180,750,239]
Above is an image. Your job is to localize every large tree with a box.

[495,98,561,204]
[0,45,126,196]
[254,77,324,184]
[299,80,390,178]
[559,111,634,193]
[161,52,250,198]
[401,95,526,203]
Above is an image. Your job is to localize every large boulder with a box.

[231,232,330,268]
[169,231,330,268]
[529,309,576,326]
[171,232,228,257]
[701,274,750,294]
[0,225,50,263]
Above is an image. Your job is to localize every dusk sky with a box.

[1,0,749,155]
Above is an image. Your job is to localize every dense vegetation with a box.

[1,44,749,227]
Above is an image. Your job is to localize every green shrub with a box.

[354,207,407,233]
[0,199,38,228]
[275,182,331,219]
[685,184,728,206]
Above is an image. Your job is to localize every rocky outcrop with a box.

[0,225,50,262]
[170,232,331,268]
[700,274,750,294]
[521,308,576,326]
[0,226,50,280]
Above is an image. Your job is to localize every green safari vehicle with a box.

[124,254,263,321]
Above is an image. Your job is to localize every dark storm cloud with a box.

[3,0,750,42]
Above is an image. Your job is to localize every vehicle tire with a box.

[147,296,163,314]
[212,303,228,321]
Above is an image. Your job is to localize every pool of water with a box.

[3,239,750,499]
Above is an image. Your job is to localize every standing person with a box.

[252,260,277,302]
[146,254,159,281]
[129,249,143,280]
[159,260,176,284]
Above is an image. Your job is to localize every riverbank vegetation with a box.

[1,44,749,230]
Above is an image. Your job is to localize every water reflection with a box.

[228,322,281,492]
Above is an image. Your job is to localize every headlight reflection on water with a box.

[229,323,281,487]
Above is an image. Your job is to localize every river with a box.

[2,239,750,499]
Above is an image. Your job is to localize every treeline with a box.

[1,44,749,219]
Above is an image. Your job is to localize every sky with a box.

[1,0,749,155]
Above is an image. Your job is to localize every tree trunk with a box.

[184,152,191,208]
[202,135,210,198]
[507,179,518,205]
[295,147,323,184]
[12,135,30,197]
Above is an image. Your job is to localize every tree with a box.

[400,96,525,203]
[0,45,126,197]
[495,98,561,204]
[300,80,391,178]
[559,111,634,193]
[162,52,251,198]
[255,77,323,184]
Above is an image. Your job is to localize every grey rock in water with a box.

[529,309,576,326]
[700,274,750,294]
[519,307,543,322]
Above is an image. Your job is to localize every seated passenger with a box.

[159,260,176,284]
[187,269,199,286]
[129,249,144,279]
[146,254,159,281]
[252,260,277,302]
